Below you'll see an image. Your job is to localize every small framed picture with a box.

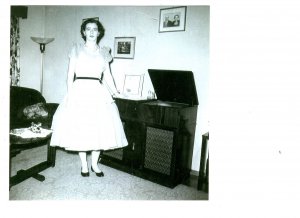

[114,37,136,59]
[123,74,144,97]
[159,6,187,33]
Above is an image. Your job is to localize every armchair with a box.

[10,86,58,129]
[9,86,58,187]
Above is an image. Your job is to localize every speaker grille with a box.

[144,127,174,175]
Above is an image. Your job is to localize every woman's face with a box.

[84,23,100,42]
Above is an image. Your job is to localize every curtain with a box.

[10,15,20,86]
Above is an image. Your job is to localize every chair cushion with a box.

[23,102,49,119]
[10,86,47,129]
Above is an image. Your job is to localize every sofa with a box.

[10,86,59,130]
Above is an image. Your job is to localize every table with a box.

[9,128,56,189]
[198,132,209,192]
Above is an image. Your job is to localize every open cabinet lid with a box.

[148,69,198,106]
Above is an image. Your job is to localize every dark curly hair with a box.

[80,18,105,44]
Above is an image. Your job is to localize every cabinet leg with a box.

[47,141,56,167]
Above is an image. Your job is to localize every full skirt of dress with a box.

[50,79,128,151]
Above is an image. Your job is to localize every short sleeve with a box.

[100,46,113,63]
[68,44,79,59]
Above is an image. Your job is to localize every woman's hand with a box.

[112,91,122,98]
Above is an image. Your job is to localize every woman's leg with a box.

[79,151,88,173]
[91,150,101,173]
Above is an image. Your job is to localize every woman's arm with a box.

[66,45,77,91]
[102,62,119,96]
[67,57,76,91]
[100,46,119,96]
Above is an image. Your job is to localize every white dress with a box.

[50,44,128,151]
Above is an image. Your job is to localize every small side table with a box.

[9,128,56,189]
[198,132,209,192]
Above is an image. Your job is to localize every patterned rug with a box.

[9,144,208,200]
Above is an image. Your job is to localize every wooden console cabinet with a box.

[101,98,147,173]
[101,69,198,188]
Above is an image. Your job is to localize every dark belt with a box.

[75,77,102,83]
[76,77,99,80]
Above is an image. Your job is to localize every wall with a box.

[19,5,209,171]
[19,6,46,91]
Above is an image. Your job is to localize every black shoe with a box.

[91,166,104,177]
[81,168,89,177]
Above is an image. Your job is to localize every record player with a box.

[139,69,198,187]
[101,69,198,188]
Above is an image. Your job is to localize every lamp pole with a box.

[31,37,54,95]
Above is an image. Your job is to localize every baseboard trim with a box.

[190,170,199,176]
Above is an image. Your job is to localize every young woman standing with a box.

[50,18,128,177]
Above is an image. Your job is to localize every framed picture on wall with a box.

[114,37,136,59]
[159,6,187,33]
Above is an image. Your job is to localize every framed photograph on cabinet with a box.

[123,74,144,97]
[159,6,187,33]
[114,37,136,59]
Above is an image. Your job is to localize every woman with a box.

[50,18,128,177]
[173,15,180,26]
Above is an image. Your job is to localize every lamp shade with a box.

[31,37,55,44]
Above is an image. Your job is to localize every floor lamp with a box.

[31,37,55,95]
